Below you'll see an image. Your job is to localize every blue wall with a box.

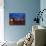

[4,0,40,42]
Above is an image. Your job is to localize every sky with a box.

[9,13,25,19]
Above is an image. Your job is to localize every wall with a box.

[40,0,46,27]
[0,0,4,42]
[4,0,40,42]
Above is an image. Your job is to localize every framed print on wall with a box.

[9,13,25,25]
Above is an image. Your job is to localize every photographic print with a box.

[9,13,25,25]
